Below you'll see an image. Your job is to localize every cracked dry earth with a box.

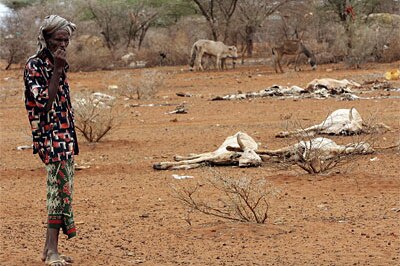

[1,61,399,265]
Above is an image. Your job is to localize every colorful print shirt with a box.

[24,48,79,164]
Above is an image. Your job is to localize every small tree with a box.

[316,0,395,66]
[235,0,293,57]
[0,1,80,69]
[191,0,238,42]
[0,13,32,69]
[82,0,160,53]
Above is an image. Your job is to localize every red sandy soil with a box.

[0,61,399,265]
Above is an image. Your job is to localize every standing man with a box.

[24,15,78,266]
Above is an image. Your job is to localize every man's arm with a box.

[45,48,67,112]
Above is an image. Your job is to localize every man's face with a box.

[46,29,70,54]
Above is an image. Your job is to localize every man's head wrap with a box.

[35,15,76,55]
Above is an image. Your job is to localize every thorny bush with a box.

[73,92,118,142]
[171,170,282,224]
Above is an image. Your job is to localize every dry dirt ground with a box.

[1,61,399,266]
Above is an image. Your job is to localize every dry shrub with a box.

[380,33,400,62]
[346,24,378,67]
[319,17,400,66]
[171,170,282,224]
[138,69,165,99]
[365,13,400,62]
[286,136,373,175]
[73,92,118,142]
[0,13,32,70]
[117,69,165,100]
[136,43,189,67]
[134,49,165,67]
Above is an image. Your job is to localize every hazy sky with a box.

[0,3,11,18]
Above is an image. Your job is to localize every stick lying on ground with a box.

[165,104,187,114]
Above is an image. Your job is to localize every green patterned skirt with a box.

[45,158,76,239]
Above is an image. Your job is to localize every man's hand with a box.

[54,47,67,71]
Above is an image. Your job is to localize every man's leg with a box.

[44,159,76,264]
[45,228,63,264]
[42,228,59,261]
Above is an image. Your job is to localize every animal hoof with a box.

[276,132,288,138]
[153,163,163,170]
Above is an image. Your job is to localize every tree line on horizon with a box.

[0,0,399,70]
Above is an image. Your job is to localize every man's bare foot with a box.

[45,250,68,266]
[42,249,73,264]
[60,254,73,263]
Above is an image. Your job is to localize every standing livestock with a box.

[189,40,238,71]
[272,40,317,73]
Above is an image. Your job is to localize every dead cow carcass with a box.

[277,108,364,138]
[153,132,261,170]
[259,137,374,173]
[306,78,360,92]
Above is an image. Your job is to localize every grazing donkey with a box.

[272,40,317,73]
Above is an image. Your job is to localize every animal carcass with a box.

[306,78,360,92]
[262,137,374,160]
[153,132,261,170]
[259,137,374,173]
[276,108,363,137]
